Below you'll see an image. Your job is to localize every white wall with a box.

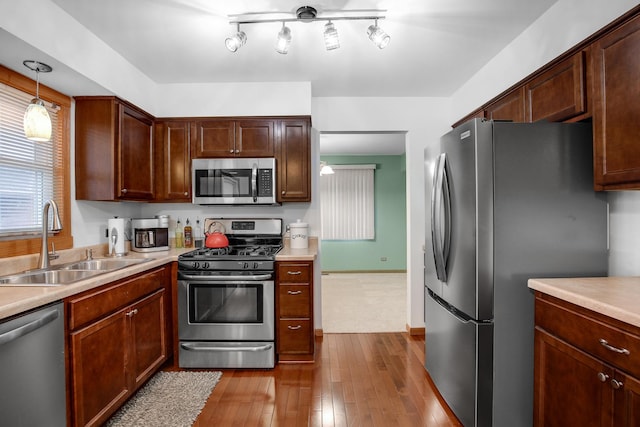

[451,0,640,277]
[312,97,452,328]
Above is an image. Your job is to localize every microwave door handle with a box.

[252,163,258,202]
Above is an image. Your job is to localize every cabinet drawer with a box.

[279,284,310,318]
[536,297,640,378]
[278,319,313,354]
[68,267,167,330]
[277,263,311,283]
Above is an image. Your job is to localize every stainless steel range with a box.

[177,218,282,369]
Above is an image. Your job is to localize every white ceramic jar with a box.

[289,219,308,249]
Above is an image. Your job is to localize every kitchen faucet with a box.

[38,199,63,269]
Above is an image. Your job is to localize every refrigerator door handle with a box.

[431,153,452,282]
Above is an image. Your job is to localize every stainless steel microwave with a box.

[191,158,277,205]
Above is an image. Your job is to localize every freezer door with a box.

[425,289,493,427]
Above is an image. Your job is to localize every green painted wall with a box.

[320,154,407,272]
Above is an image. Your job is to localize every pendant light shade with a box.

[22,60,52,142]
[275,23,292,54]
[24,99,52,142]
[323,21,340,50]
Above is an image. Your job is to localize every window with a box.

[320,164,375,240]
[0,65,72,257]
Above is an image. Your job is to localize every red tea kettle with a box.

[205,222,229,248]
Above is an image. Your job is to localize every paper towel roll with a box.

[108,218,127,256]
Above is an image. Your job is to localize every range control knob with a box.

[253,262,259,269]
[192,262,200,269]
[203,262,210,269]
[243,262,250,269]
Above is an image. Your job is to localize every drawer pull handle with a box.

[599,339,630,355]
[288,325,302,330]
[287,290,302,295]
[611,379,624,390]
[597,372,609,382]
[287,271,302,275]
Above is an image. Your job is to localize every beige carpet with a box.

[106,371,222,427]
[321,272,407,333]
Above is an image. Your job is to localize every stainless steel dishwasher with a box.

[0,301,66,426]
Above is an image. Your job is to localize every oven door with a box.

[178,277,274,342]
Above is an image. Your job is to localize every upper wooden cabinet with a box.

[191,118,275,158]
[276,118,311,203]
[485,87,526,122]
[525,51,588,123]
[155,120,191,202]
[75,97,155,201]
[592,14,640,190]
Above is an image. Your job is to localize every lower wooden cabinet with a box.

[66,266,170,427]
[276,261,314,362]
[534,293,640,426]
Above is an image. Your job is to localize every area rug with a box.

[106,371,222,427]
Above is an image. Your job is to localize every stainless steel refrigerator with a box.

[423,119,608,427]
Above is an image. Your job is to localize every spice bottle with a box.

[195,217,203,248]
[175,218,184,248]
[184,218,193,248]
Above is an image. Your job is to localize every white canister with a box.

[289,220,308,249]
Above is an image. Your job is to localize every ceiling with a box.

[1,0,558,154]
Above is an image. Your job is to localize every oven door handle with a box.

[178,273,273,281]
[181,343,273,352]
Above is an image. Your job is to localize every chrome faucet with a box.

[38,199,63,269]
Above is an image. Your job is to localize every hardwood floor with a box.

[193,333,462,426]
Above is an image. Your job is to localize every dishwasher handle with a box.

[0,307,59,347]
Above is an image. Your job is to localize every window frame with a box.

[0,65,73,257]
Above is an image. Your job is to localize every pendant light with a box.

[23,60,53,142]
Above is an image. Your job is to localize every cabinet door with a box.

[236,119,275,157]
[71,309,130,427]
[278,319,313,354]
[485,87,526,122]
[614,372,640,427]
[276,119,311,202]
[192,119,235,157]
[534,328,613,427]
[592,15,640,189]
[526,52,587,122]
[156,121,191,201]
[119,104,155,200]
[130,289,167,388]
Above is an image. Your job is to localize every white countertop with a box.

[528,276,640,328]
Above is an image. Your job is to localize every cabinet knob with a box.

[126,308,138,317]
[235,149,240,153]
[121,188,128,194]
[230,149,234,153]
[611,379,624,389]
[597,372,609,382]
[281,191,286,195]
[184,192,188,196]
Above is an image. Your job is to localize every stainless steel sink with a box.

[0,269,102,286]
[60,258,150,271]
[0,258,152,286]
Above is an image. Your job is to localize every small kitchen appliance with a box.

[191,158,277,205]
[131,218,169,253]
[177,218,283,369]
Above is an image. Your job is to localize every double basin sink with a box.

[0,258,152,286]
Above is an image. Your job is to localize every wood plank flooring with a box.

[193,333,462,426]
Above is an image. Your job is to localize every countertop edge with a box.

[528,277,640,329]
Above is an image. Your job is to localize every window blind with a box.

[0,82,63,237]
[320,164,375,240]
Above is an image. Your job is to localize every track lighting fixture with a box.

[367,19,390,49]
[275,22,292,54]
[22,60,53,142]
[225,23,247,52]
[225,6,389,54]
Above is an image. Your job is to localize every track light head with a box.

[275,23,292,54]
[323,21,339,51]
[225,24,247,52]
[367,20,390,49]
